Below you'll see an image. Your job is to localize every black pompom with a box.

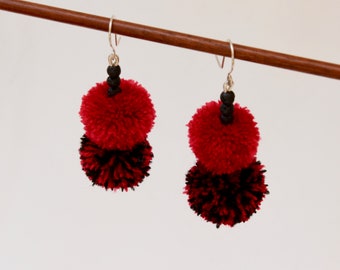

[107,65,121,78]
[79,135,153,191]
[220,91,235,105]
[184,160,268,227]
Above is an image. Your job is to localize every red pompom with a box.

[79,135,153,191]
[80,79,155,150]
[188,101,260,174]
[184,160,268,227]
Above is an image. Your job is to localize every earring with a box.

[79,16,156,191]
[184,40,268,227]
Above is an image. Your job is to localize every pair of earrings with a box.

[79,18,268,228]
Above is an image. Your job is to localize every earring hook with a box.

[227,39,235,75]
[108,15,121,66]
[216,39,235,92]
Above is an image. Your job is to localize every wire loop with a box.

[108,53,119,66]
[108,15,120,66]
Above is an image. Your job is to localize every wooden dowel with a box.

[1,0,340,80]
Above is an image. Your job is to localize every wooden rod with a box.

[1,0,340,80]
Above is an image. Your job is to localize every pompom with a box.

[184,160,268,227]
[79,135,153,191]
[188,101,260,174]
[80,79,155,150]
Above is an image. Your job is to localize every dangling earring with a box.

[184,40,268,227]
[79,16,156,191]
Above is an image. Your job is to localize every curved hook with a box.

[227,39,235,76]
[216,39,235,92]
[108,15,121,66]
[216,39,234,74]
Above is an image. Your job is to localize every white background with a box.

[1,0,340,269]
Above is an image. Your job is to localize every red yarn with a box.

[188,101,260,174]
[79,135,153,191]
[80,79,155,150]
[184,160,268,227]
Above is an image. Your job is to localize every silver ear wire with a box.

[216,40,234,69]
[108,15,121,66]
[227,39,234,75]
[216,39,235,92]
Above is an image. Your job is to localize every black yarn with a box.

[220,91,235,124]
[79,135,153,191]
[106,65,122,96]
[185,160,268,227]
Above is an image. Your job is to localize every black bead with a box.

[107,76,121,88]
[107,65,121,78]
[220,91,235,105]
[108,86,121,97]
[220,114,233,125]
[220,103,234,115]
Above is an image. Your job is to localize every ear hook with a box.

[108,15,121,66]
[216,39,235,92]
